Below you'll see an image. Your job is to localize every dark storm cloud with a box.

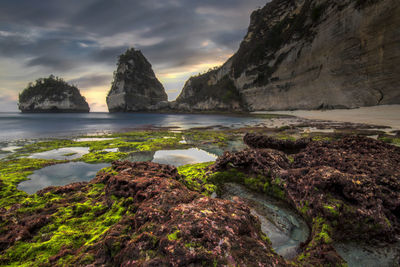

[26,55,75,71]
[0,0,267,71]
[91,46,128,65]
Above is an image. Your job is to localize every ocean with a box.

[0,112,269,142]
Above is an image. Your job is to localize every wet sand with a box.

[257,105,400,130]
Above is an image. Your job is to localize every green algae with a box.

[208,168,286,200]
[379,136,400,146]
[313,217,333,244]
[1,177,127,267]
[177,162,216,195]
[62,152,77,156]
[294,217,338,265]
[275,133,296,141]
[311,135,334,142]
[323,205,340,217]
[78,151,128,163]
[7,131,190,164]
[2,199,126,266]
[167,229,181,241]
[0,158,65,209]
[183,130,232,147]
[0,165,131,266]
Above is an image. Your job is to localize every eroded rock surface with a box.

[213,135,400,265]
[0,161,286,266]
[244,133,311,152]
[107,48,168,112]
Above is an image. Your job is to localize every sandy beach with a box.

[257,105,400,130]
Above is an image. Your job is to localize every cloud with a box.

[26,55,75,71]
[0,0,269,111]
[68,74,112,89]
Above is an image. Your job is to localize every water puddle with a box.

[1,145,22,152]
[198,139,246,157]
[18,162,109,194]
[73,137,115,142]
[152,148,217,167]
[220,183,309,259]
[124,151,155,162]
[104,148,119,152]
[334,242,400,267]
[302,127,335,133]
[29,147,90,160]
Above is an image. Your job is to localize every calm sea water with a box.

[0,112,268,141]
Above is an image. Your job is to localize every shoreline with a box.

[0,121,399,266]
[257,104,400,131]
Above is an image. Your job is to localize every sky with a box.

[0,0,268,112]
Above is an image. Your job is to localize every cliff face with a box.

[107,48,168,112]
[18,76,89,113]
[176,0,400,111]
[173,69,244,111]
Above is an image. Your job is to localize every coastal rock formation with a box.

[244,132,311,152]
[176,0,400,111]
[213,135,400,265]
[18,75,89,113]
[173,70,244,111]
[0,161,286,266]
[107,48,168,112]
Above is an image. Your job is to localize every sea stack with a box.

[106,48,168,112]
[18,75,90,113]
[176,0,400,111]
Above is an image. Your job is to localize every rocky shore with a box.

[213,134,400,265]
[0,127,399,266]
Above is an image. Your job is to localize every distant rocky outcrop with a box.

[106,48,168,112]
[18,75,89,113]
[176,0,400,111]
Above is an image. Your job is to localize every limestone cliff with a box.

[107,48,168,112]
[176,0,400,111]
[18,75,89,113]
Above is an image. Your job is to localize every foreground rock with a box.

[107,48,168,112]
[213,135,400,265]
[176,0,400,111]
[0,161,286,266]
[18,75,89,113]
[244,133,311,153]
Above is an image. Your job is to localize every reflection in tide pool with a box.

[220,183,309,259]
[125,151,155,162]
[29,147,90,160]
[18,162,109,194]
[334,242,400,267]
[152,148,217,167]
[1,145,22,152]
[73,137,115,142]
